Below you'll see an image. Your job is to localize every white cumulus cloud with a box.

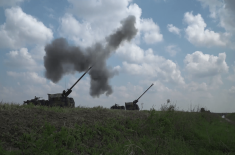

[167,24,181,36]
[116,43,144,63]
[0,7,53,49]
[61,0,163,46]
[59,13,96,47]
[198,0,235,34]
[165,45,180,57]
[140,18,163,44]
[7,71,47,85]
[197,0,224,19]
[117,43,185,85]
[184,12,227,47]
[220,0,235,34]
[67,0,142,31]
[61,0,141,47]
[184,51,229,78]
[68,0,132,23]
[185,82,208,92]
[29,45,46,61]
[4,48,42,71]
[0,0,25,7]
[227,61,235,82]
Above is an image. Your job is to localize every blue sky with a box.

[0,0,234,112]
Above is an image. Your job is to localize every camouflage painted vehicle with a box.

[23,95,75,107]
[200,108,210,113]
[46,93,75,108]
[23,96,45,106]
[125,101,140,110]
[110,104,125,110]
[23,66,92,108]
[125,83,154,110]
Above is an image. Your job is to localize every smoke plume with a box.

[44,15,138,97]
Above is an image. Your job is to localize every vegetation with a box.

[0,101,235,155]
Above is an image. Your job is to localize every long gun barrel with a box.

[133,83,154,104]
[62,66,93,97]
[137,83,154,100]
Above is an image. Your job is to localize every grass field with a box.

[0,102,235,155]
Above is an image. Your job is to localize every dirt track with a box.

[224,117,235,125]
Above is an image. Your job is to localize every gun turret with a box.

[125,83,154,111]
[62,66,92,97]
[133,83,154,104]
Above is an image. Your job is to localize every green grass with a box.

[0,102,235,155]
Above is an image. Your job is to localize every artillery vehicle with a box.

[110,104,125,110]
[23,66,92,108]
[200,108,210,113]
[125,83,154,110]
[23,96,45,106]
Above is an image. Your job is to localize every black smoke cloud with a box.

[44,15,138,97]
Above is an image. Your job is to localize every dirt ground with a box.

[224,117,235,125]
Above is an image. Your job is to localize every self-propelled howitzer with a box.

[125,83,154,110]
[62,66,93,97]
[23,66,93,108]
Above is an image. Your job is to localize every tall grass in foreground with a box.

[0,101,235,155]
